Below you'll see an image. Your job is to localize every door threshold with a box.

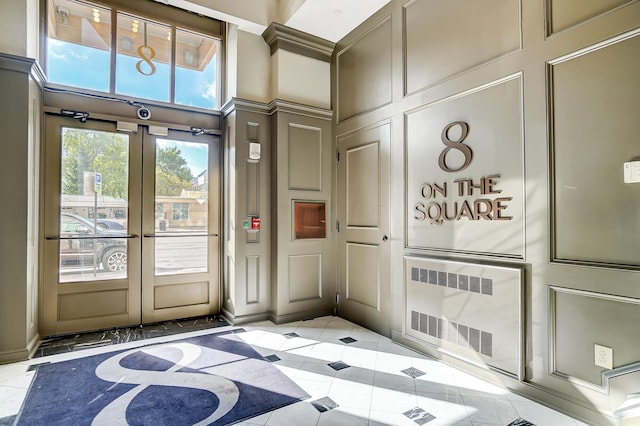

[34,315,229,358]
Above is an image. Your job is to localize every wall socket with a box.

[594,344,613,369]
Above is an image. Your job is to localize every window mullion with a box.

[110,7,117,93]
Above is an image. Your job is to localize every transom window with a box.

[46,0,222,110]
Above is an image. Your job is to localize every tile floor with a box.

[0,316,589,426]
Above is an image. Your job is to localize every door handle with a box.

[382,235,388,242]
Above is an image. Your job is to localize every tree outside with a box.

[61,128,195,200]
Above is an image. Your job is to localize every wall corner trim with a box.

[262,22,335,62]
[0,53,46,89]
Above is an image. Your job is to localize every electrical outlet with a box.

[594,344,613,369]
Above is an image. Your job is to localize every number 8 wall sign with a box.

[405,75,525,258]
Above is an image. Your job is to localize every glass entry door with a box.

[42,115,219,336]
[141,130,220,323]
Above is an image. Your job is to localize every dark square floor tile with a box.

[328,360,350,371]
[339,337,357,344]
[403,407,436,425]
[401,367,426,378]
[311,396,338,413]
[507,418,535,426]
[231,328,247,333]
[284,332,300,338]
[264,354,281,362]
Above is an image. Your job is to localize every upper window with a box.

[46,0,222,110]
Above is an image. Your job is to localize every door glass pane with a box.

[155,139,208,275]
[47,0,111,92]
[116,13,171,103]
[59,128,129,283]
[174,28,220,109]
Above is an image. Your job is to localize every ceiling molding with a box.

[262,22,335,62]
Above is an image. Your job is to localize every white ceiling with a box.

[155,0,391,42]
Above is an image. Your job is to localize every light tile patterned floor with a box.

[0,316,589,426]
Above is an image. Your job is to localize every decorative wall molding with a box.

[548,286,640,392]
[262,22,335,63]
[0,52,45,89]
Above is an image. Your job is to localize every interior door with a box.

[141,129,220,323]
[42,115,142,336]
[337,122,391,336]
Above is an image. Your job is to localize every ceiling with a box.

[153,0,391,42]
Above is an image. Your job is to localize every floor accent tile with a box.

[507,418,535,426]
[284,332,300,338]
[328,361,350,371]
[312,396,339,413]
[402,367,426,378]
[403,407,436,425]
[339,337,357,344]
[264,354,281,362]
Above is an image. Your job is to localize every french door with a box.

[41,115,220,336]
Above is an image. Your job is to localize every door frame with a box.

[40,112,223,336]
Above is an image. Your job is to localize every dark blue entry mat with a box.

[15,330,308,425]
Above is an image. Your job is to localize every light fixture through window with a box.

[132,19,139,33]
[93,8,100,23]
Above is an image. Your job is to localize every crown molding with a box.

[222,97,333,121]
[262,22,335,62]
[0,53,46,89]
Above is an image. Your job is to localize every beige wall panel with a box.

[59,290,128,320]
[548,0,631,34]
[346,243,380,309]
[288,123,322,191]
[347,142,380,228]
[404,0,521,95]
[288,254,322,302]
[246,255,260,304]
[337,17,393,122]
[274,50,331,109]
[154,282,209,309]
[405,257,523,378]
[551,33,640,268]
[552,288,640,387]
[406,76,524,257]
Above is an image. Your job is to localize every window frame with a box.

[42,0,224,111]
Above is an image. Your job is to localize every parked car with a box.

[95,219,125,231]
[59,213,127,272]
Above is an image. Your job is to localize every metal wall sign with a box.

[414,121,513,226]
[405,75,524,257]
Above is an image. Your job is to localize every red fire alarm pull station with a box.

[243,216,261,232]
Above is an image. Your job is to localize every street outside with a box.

[60,235,209,282]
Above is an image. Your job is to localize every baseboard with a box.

[0,347,30,365]
[269,307,334,325]
[221,308,271,326]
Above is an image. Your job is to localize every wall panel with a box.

[337,17,393,122]
[550,32,640,268]
[547,0,632,34]
[551,287,640,388]
[404,0,521,95]
[288,123,322,191]
[406,76,524,258]
[288,254,322,302]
